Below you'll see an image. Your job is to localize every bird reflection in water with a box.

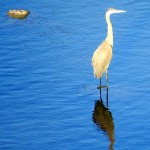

[93,88,115,150]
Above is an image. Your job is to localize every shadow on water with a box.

[93,88,115,150]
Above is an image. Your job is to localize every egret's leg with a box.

[97,78,103,89]
[106,87,108,108]
[97,78,102,89]
[106,70,108,87]
[99,86,102,100]
[100,78,102,86]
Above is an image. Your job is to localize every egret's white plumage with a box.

[92,41,112,78]
[92,8,126,86]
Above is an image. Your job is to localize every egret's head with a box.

[107,8,126,15]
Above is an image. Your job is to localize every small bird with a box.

[92,8,126,88]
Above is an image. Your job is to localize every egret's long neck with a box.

[105,12,113,47]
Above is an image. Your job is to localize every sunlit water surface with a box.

[0,0,150,150]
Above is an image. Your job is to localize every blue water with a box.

[0,0,150,149]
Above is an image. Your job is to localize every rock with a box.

[7,9,30,19]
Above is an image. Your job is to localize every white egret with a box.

[92,8,126,88]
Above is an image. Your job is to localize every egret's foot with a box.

[97,85,108,89]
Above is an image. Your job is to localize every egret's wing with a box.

[92,41,112,78]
